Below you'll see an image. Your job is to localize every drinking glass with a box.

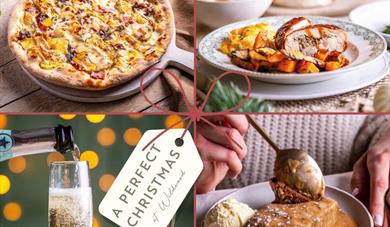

[48,161,92,227]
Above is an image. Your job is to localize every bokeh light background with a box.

[0,114,193,227]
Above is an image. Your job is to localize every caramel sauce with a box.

[333,210,357,227]
[247,197,357,227]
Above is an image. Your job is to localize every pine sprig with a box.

[204,80,270,112]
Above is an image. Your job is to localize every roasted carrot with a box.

[325,61,341,71]
[296,61,320,73]
[277,59,297,73]
[267,52,285,63]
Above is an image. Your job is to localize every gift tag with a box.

[99,129,203,227]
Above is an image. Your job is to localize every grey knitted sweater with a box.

[218,115,390,189]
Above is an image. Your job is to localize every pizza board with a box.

[22,23,194,103]
[266,0,372,17]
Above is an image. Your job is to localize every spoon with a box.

[245,115,325,201]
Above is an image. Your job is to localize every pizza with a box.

[8,0,173,90]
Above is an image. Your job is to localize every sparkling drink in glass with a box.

[48,161,92,227]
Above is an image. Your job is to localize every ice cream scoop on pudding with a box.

[203,199,255,227]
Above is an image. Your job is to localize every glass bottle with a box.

[0,125,74,162]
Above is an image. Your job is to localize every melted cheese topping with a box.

[12,0,169,80]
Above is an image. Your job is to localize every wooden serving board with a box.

[265,0,373,17]
[1,0,193,103]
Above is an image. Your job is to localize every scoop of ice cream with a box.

[203,199,255,227]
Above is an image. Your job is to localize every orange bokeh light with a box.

[47,152,65,166]
[0,115,7,129]
[128,114,143,119]
[99,174,115,192]
[8,157,26,174]
[97,128,116,146]
[165,115,185,129]
[123,128,142,146]
[3,202,22,221]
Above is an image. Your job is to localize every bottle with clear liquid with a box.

[0,125,75,162]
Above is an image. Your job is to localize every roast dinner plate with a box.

[207,182,373,227]
[218,52,389,100]
[198,16,387,84]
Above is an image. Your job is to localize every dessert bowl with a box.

[197,0,272,28]
[349,0,390,46]
[204,182,373,227]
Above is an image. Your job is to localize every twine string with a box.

[140,68,251,151]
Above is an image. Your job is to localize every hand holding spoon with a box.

[245,115,325,201]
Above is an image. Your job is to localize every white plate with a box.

[199,16,387,84]
[207,182,373,227]
[199,52,389,100]
[349,0,390,47]
[21,10,194,103]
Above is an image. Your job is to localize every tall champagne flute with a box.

[48,161,92,227]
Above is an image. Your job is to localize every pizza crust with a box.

[8,0,174,90]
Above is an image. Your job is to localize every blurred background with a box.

[0,114,193,227]
[196,0,388,40]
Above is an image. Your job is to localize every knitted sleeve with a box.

[217,114,366,190]
[350,115,390,165]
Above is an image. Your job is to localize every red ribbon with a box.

[139,67,251,151]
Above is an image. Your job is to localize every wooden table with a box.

[0,0,193,112]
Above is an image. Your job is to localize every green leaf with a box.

[204,80,270,112]
[384,25,390,34]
